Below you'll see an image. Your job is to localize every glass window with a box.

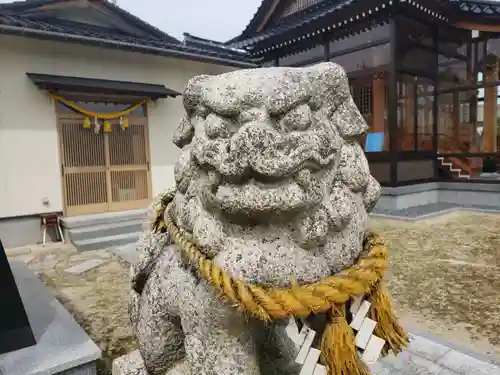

[396,75,416,151]
[353,75,388,152]
[437,89,483,153]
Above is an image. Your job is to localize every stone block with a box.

[382,351,456,375]
[407,335,451,362]
[437,350,500,375]
[64,259,106,275]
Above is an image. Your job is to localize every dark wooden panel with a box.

[369,161,391,184]
[397,160,435,182]
[0,239,36,354]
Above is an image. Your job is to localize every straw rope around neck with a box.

[152,191,409,375]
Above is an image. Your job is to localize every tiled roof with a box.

[228,0,356,49]
[0,14,259,67]
[228,0,332,43]
[229,0,500,52]
[448,0,500,15]
[183,33,256,59]
[0,0,179,43]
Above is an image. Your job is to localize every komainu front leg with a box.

[136,312,185,375]
[130,247,190,375]
[179,283,261,375]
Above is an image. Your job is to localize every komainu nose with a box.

[205,113,231,139]
[280,104,312,131]
[238,107,270,124]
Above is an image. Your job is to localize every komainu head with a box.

[170,62,380,278]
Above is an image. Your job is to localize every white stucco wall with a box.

[0,35,234,218]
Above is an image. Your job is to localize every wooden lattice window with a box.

[350,85,373,117]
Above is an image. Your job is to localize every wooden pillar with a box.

[389,20,398,186]
[452,92,460,145]
[483,58,498,152]
[324,39,330,62]
[372,73,386,134]
[404,83,414,149]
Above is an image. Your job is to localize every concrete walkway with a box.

[371,334,500,375]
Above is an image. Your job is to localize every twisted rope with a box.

[157,192,389,322]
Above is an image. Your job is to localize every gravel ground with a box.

[369,211,500,360]
[10,210,500,374]
[17,247,137,375]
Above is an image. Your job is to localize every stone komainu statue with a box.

[128,63,408,375]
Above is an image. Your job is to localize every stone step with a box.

[73,232,141,252]
[68,219,143,242]
[60,209,147,229]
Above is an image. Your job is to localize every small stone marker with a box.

[64,259,105,275]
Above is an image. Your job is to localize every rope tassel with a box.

[320,305,370,375]
[369,282,409,355]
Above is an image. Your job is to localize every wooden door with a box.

[107,117,152,212]
[58,114,152,216]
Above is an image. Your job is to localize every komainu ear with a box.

[173,115,194,148]
[183,74,211,114]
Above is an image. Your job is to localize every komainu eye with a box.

[205,113,231,139]
[280,104,312,131]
